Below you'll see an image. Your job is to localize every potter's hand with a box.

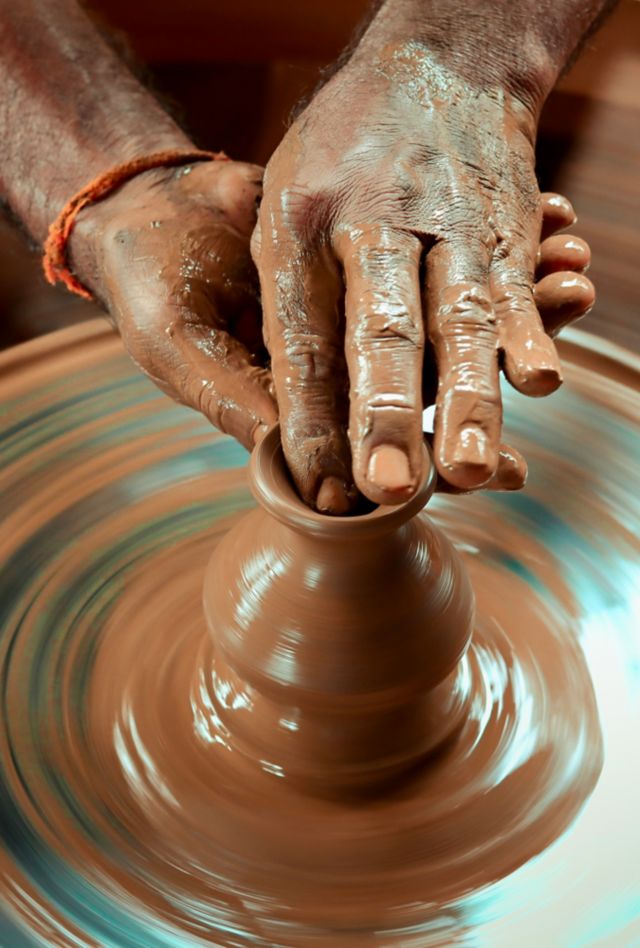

[253,6,602,513]
[70,160,277,450]
[1,0,278,451]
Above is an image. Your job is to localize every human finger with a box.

[492,232,563,398]
[120,304,277,451]
[534,271,596,338]
[431,438,527,493]
[254,226,355,514]
[536,234,590,279]
[540,193,577,240]
[335,225,425,506]
[426,237,501,490]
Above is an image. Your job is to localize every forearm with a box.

[351,0,618,114]
[0,0,192,244]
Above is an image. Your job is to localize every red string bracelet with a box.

[42,148,230,300]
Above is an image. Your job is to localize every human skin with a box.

[0,1,594,490]
[0,0,277,449]
[253,0,611,511]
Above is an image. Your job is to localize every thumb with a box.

[123,308,278,451]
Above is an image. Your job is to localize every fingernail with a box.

[367,445,413,493]
[494,448,528,491]
[445,427,497,489]
[517,364,563,397]
[316,476,351,515]
[451,426,491,469]
[548,194,576,222]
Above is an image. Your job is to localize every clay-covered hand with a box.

[70,159,278,450]
[437,190,594,496]
[252,50,594,512]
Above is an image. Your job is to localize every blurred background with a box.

[0,0,637,352]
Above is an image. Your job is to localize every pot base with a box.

[80,514,601,936]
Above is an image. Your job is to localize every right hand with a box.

[251,46,594,513]
[253,169,593,511]
[438,190,594,496]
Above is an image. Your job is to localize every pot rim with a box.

[249,426,436,538]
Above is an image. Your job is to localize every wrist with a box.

[66,165,175,305]
[350,1,560,118]
[40,124,195,249]
[0,0,195,244]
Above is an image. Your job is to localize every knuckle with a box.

[266,185,334,244]
[277,330,345,385]
[337,222,419,263]
[277,183,313,219]
[445,200,484,233]
[367,396,416,410]
[337,188,391,223]
[333,167,424,225]
[445,379,500,404]
[493,282,535,319]
[353,305,422,352]
[362,399,418,423]
[431,285,496,345]
[195,379,223,427]
[440,386,501,428]
[389,160,423,202]
[192,378,249,441]
[491,232,515,263]
[444,364,500,403]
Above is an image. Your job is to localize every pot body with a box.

[203,503,474,794]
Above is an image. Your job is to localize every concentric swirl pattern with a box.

[0,323,638,946]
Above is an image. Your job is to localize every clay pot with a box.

[203,428,475,795]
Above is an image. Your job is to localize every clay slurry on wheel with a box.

[0,321,638,945]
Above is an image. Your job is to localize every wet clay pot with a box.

[203,428,475,795]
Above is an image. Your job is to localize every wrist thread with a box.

[42,149,229,300]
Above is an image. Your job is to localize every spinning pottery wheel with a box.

[0,320,638,946]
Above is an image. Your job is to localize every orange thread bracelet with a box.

[42,149,230,300]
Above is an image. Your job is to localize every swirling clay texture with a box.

[0,321,638,947]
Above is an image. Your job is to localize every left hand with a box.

[70,158,278,450]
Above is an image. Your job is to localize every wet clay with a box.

[203,428,473,794]
[0,321,638,945]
